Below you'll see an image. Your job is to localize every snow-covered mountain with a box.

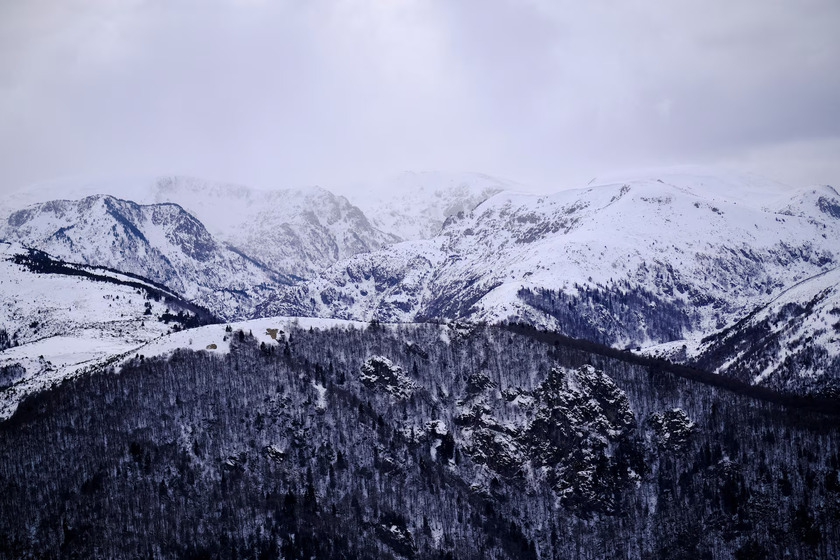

[2,175,401,279]
[1,172,520,274]
[351,171,515,240]
[688,265,840,395]
[4,169,840,393]
[0,195,283,320]
[148,176,401,277]
[259,172,840,356]
[0,241,216,419]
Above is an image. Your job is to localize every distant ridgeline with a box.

[1,323,838,559]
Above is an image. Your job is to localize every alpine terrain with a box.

[1,169,839,559]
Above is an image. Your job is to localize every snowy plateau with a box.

[1,168,840,559]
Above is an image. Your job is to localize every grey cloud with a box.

[1,0,838,196]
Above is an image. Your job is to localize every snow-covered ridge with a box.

[2,172,517,277]
[689,265,840,393]
[0,241,211,419]
[352,171,517,240]
[0,300,414,421]
[259,172,840,356]
[132,316,376,362]
[148,176,401,277]
[0,194,284,320]
[586,166,797,211]
[2,175,402,279]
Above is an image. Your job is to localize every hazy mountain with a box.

[2,175,401,279]
[0,195,283,320]
[148,176,401,278]
[1,172,520,276]
[352,171,514,240]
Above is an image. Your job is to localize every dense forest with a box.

[516,282,697,347]
[1,323,839,559]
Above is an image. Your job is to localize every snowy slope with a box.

[258,171,840,351]
[0,242,213,419]
[131,316,375,362]
[352,171,515,240]
[688,265,840,393]
[0,195,284,320]
[588,166,797,211]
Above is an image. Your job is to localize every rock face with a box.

[527,366,639,513]
[0,195,282,320]
[359,356,416,399]
[648,408,695,451]
[456,364,640,514]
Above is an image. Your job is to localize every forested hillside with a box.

[1,323,838,559]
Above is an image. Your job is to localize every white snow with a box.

[351,171,517,240]
[0,241,177,418]
[1,175,401,279]
[0,195,280,320]
[312,382,327,410]
[278,169,839,352]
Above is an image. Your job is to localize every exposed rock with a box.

[360,356,416,399]
[648,408,696,451]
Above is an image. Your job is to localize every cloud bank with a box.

[1,0,838,194]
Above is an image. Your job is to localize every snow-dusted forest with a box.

[1,323,837,558]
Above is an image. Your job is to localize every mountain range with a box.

[2,169,839,398]
[2,168,840,558]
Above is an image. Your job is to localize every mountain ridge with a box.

[259,175,839,348]
[0,194,285,320]
[3,169,839,393]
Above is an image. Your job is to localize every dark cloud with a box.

[1,0,838,195]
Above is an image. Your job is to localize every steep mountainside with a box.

[1,322,838,558]
[0,195,283,319]
[149,176,400,277]
[2,175,401,279]
[689,266,840,396]
[258,174,840,354]
[352,171,514,240]
[0,241,216,419]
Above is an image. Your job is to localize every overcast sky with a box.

[1,0,839,196]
